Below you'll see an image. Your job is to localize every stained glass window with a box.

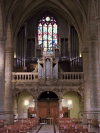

[38,16,57,54]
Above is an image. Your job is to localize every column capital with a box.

[5,47,14,53]
[87,35,98,42]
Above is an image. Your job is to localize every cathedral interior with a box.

[0,0,100,132]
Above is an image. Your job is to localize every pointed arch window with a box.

[38,16,57,54]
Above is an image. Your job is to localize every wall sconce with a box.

[24,100,29,106]
[67,100,72,105]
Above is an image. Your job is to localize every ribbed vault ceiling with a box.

[3,0,88,39]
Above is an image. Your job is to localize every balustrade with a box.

[58,72,84,80]
[12,72,84,81]
[12,72,39,81]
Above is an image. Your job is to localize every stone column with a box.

[5,47,14,125]
[0,36,6,120]
[82,35,99,124]
[96,17,100,120]
[12,90,18,119]
[58,99,62,118]
[34,99,38,117]
[88,35,99,119]
[82,47,90,125]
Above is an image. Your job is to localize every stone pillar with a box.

[82,35,99,124]
[13,96,18,119]
[34,99,38,117]
[82,47,90,125]
[58,99,62,118]
[0,36,6,120]
[5,47,14,125]
[96,17,100,120]
[88,35,99,119]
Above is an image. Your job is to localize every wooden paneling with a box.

[38,100,59,123]
[62,107,69,118]
[38,107,47,119]
[38,102,48,119]
[62,107,68,113]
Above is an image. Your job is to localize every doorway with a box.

[38,91,59,123]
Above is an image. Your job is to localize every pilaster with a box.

[58,99,62,118]
[34,99,38,117]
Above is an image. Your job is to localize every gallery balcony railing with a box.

[12,72,39,82]
[58,72,84,81]
[12,72,84,82]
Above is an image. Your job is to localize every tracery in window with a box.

[38,16,57,55]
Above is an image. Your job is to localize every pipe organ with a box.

[15,24,82,73]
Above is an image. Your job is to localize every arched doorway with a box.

[38,91,59,123]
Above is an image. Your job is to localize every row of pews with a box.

[57,118,95,133]
[0,118,39,133]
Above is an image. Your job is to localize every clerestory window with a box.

[38,16,57,55]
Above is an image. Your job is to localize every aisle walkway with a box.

[38,124,54,133]
[34,124,59,133]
